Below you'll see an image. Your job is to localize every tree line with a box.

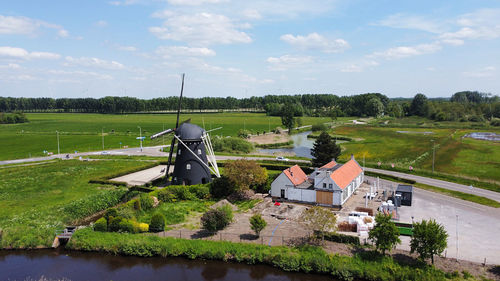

[0,91,498,122]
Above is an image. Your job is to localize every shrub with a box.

[200,206,233,232]
[149,213,166,233]
[169,186,194,200]
[491,119,500,126]
[134,199,141,210]
[210,176,235,198]
[188,185,210,199]
[104,208,118,223]
[157,189,175,202]
[314,231,360,245]
[136,222,149,233]
[108,217,123,232]
[118,219,135,233]
[468,115,485,122]
[311,123,328,132]
[139,193,154,210]
[94,218,107,232]
[211,136,254,153]
[249,214,267,237]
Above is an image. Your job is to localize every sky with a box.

[1,0,499,99]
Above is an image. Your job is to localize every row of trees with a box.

[0,112,28,124]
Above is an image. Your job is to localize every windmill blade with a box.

[150,128,173,140]
[174,73,185,130]
[180,118,191,124]
[165,137,176,178]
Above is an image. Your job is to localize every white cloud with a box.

[167,0,228,6]
[280,32,349,53]
[369,43,441,60]
[156,46,216,57]
[118,45,137,52]
[149,13,252,46]
[462,66,496,78]
[266,55,313,71]
[48,70,113,80]
[108,0,141,6]
[241,9,262,20]
[0,15,68,37]
[64,56,125,70]
[0,63,21,69]
[375,13,445,33]
[95,20,108,27]
[0,46,61,60]
[340,60,378,73]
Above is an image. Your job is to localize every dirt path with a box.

[248,133,291,145]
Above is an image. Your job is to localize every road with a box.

[364,167,500,203]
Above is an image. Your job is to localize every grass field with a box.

[334,125,500,183]
[0,113,330,160]
[0,159,154,248]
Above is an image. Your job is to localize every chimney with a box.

[351,154,354,160]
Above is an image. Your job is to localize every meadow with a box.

[0,113,330,160]
[0,159,154,248]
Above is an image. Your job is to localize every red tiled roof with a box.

[283,165,308,186]
[320,160,337,169]
[330,159,363,189]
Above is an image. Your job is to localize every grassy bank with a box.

[365,171,500,208]
[0,159,155,248]
[68,228,459,281]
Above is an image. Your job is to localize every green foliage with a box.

[149,213,166,233]
[93,218,107,232]
[300,207,337,238]
[311,132,341,167]
[223,159,268,191]
[139,193,154,210]
[168,186,195,200]
[201,206,233,232]
[249,214,267,236]
[134,199,141,210]
[237,129,251,138]
[314,231,360,245]
[366,97,384,117]
[108,216,123,232]
[68,227,453,281]
[281,108,296,133]
[410,219,448,264]
[311,123,328,132]
[63,189,128,220]
[210,176,235,198]
[368,214,401,255]
[188,185,210,199]
[0,112,28,124]
[410,93,429,117]
[104,208,119,222]
[118,219,135,233]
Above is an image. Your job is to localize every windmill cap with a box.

[177,122,205,140]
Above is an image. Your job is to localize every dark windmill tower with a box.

[150,74,220,185]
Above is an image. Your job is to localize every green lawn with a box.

[135,200,214,227]
[0,113,330,160]
[0,159,154,248]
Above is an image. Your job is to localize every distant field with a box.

[335,125,500,183]
[0,113,330,160]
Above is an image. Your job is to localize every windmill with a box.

[150,74,220,185]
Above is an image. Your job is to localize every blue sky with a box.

[1,0,499,99]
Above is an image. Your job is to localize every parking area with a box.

[111,165,170,186]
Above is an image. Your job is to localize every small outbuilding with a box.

[395,184,413,206]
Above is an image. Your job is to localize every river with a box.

[0,250,335,281]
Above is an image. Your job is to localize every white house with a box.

[271,155,364,207]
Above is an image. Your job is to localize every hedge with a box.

[314,231,360,245]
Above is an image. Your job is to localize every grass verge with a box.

[67,227,457,281]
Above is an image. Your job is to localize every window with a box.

[197,149,202,155]
[186,164,191,170]
[178,149,181,155]
[329,184,332,189]
[323,183,326,188]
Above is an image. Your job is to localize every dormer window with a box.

[197,149,202,155]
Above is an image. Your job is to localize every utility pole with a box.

[56,131,60,154]
[101,128,104,150]
[138,126,142,152]
[431,139,435,173]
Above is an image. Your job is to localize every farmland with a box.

[0,159,154,248]
[0,113,330,160]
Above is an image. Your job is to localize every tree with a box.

[201,205,233,232]
[368,213,401,255]
[410,93,429,117]
[149,213,166,232]
[365,98,384,117]
[249,214,267,237]
[311,132,341,167]
[300,206,337,241]
[224,159,268,191]
[410,219,448,264]
[280,109,296,134]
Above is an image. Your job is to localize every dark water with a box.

[0,250,335,281]
[258,131,315,158]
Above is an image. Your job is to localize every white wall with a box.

[271,173,292,198]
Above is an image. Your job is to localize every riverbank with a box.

[66,227,473,281]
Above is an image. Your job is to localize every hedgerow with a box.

[61,189,129,221]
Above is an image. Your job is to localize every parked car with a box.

[101,151,110,155]
[275,156,289,162]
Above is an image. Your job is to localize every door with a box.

[316,190,333,205]
[280,189,285,199]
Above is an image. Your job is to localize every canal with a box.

[0,250,335,281]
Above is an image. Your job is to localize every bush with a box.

[134,199,141,210]
[104,208,118,223]
[94,218,107,232]
[311,123,328,132]
[108,217,123,232]
[468,115,485,122]
[249,214,267,237]
[211,136,254,153]
[210,176,235,198]
[136,222,149,233]
[491,119,500,126]
[188,185,210,199]
[149,213,166,233]
[157,189,176,202]
[169,186,194,200]
[139,193,154,210]
[314,231,360,245]
[118,219,135,233]
[201,206,233,232]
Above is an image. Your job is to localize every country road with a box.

[1,145,498,203]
